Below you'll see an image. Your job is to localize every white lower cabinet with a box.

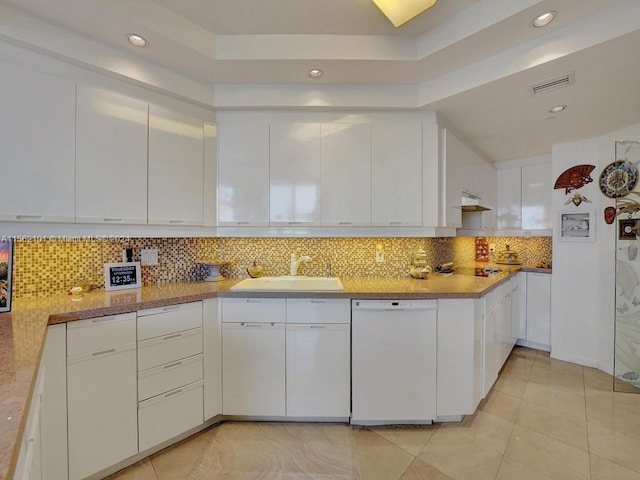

[13,359,45,480]
[222,321,286,416]
[138,381,204,452]
[524,272,552,349]
[286,299,351,418]
[221,297,350,418]
[137,302,204,451]
[483,281,518,396]
[437,299,483,417]
[203,298,222,420]
[67,313,138,480]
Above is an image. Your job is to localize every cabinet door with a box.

[512,272,527,340]
[526,273,551,346]
[14,361,45,480]
[371,124,422,225]
[0,60,75,222]
[320,123,371,225]
[286,324,350,417]
[222,323,286,416]
[483,305,500,397]
[497,168,522,229]
[270,123,321,225]
[522,163,552,230]
[203,298,222,420]
[67,346,138,480]
[75,85,148,224]
[148,105,204,225]
[218,122,270,225]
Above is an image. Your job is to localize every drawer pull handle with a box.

[310,325,326,329]
[165,388,183,398]
[243,323,263,328]
[309,300,325,304]
[169,219,186,224]
[338,222,352,225]
[163,333,182,341]
[16,215,44,220]
[162,305,180,311]
[389,222,404,225]
[164,361,183,369]
[103,218,123,223]
[245,299,263,303]
[92,348,116,357]
[91,317,115,323]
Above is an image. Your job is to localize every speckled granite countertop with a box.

[0,265,550,480]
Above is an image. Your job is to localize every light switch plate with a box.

[141,249,159,266]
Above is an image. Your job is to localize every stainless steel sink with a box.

[230,276,344,291]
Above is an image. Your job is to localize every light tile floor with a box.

[107,347,640,480]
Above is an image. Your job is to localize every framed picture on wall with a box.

[0,239,13,312]
[560,212,595,241]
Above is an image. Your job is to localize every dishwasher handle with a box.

[352,299,437,310]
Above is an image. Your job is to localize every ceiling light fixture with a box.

[372,0,437,28]
[532,11,556,28]
[127,33,148,47]
[308,69,324,79]
[549,105,567,113]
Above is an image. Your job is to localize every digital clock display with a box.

[104,261,141,291]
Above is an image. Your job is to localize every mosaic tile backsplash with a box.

[11,236,552,298]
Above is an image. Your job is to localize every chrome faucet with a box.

[290,253,312,276]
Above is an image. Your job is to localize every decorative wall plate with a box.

[554,164,595,194]
[600,161,638,198]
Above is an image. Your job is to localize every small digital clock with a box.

[104,261,142,291]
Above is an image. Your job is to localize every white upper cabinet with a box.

[497,162,552,232]
[269,123,321,225]
[443,129,464,228]
[0,60,76,222]
[148,105,204,225]
[320,123,371,226]
[444,128,496,230]
[497,168,522,230]
[522,163,552,230]
[75,85,148,224]
[203,122,217,227]
[218,122,270,225]
[371,123,422,225]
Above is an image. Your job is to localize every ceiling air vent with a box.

[529,71,575,95]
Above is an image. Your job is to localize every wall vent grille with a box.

[529,71,575,95]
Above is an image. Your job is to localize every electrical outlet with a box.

[489,243,496,254]
[375,243,385,263]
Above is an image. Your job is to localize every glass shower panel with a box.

[614,140,640,393]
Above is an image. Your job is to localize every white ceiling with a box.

[0,0,638,162]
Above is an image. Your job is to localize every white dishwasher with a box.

[351,299,437,425]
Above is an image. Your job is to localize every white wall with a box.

[551,122,640,373]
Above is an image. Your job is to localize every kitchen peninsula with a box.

[1,266,550,480]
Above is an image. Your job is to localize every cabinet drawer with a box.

[286,298,351,324]
[138,354,203,401]
[137,302,202,340]
[138,327,203,371]
[222,298,285,323]
[67,313,136,356]
[138,381,203,452]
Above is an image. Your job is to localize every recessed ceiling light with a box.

[127,33,148,47]
[532,11,556,28]
[549,105,567,113]
[308,69,324,79]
